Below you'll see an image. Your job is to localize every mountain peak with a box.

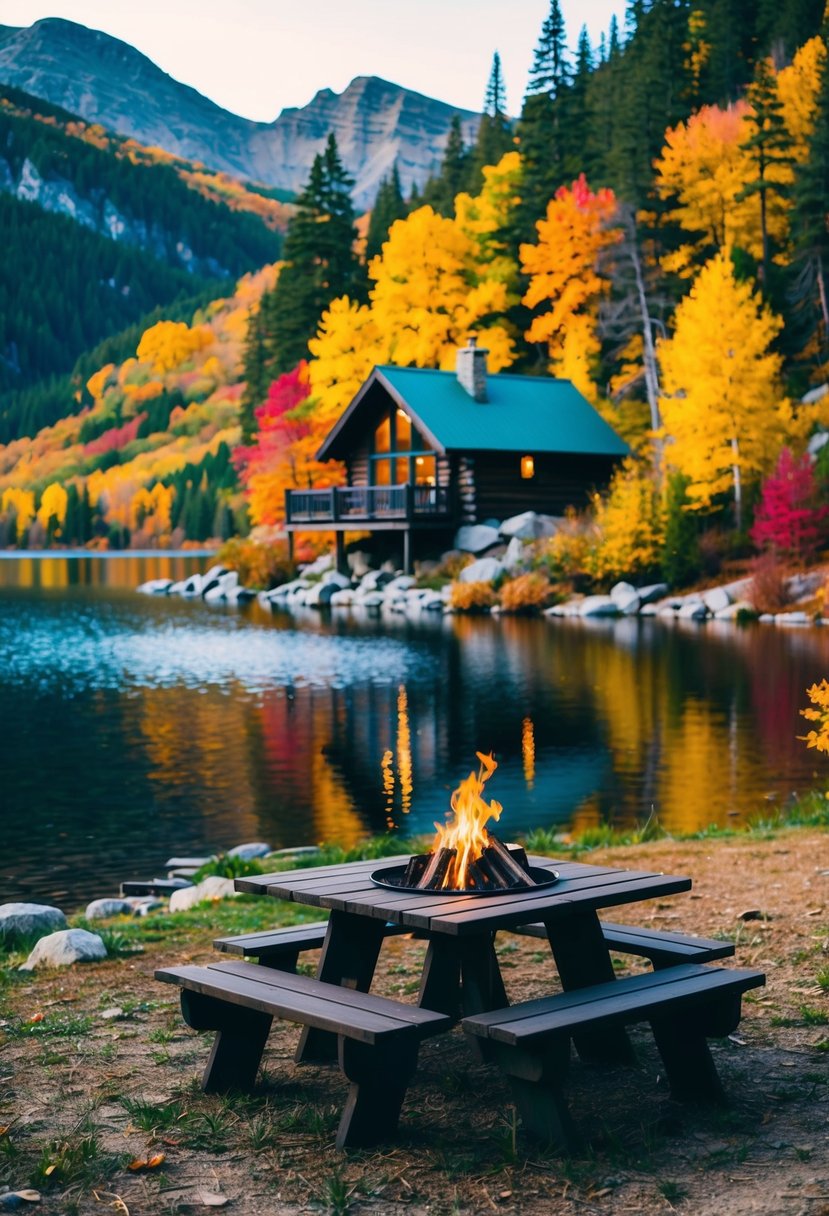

[0,18,480,205]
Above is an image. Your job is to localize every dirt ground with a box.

[1,830,828,1216]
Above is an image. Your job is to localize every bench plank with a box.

[511,920,734,964]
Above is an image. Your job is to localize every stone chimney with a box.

[455,335,489,402]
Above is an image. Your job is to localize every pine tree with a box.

[661,473,700,587]
[366,166,408,262]
[261,135,360,376]
[470,52,514,188]
[517,0,571,237]
[791,27,829,356]
[421,116,471,216]
[737,57,795,288]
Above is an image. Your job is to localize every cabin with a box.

[284,339,629,572]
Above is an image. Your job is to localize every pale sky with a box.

[3,1,626,119]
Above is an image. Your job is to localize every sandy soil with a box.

[1,830,827,1216]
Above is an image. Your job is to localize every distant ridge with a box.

[0,18,480,204]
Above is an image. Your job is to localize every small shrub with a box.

[217,536,294,590]
[433,551,474,579]
[697,527,729,578]
[449,581,497,612]
[498,572,553,614]
[748,551,790,613]
[193,853,268,881]
[536,507,592,579]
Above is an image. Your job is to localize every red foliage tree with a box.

[750,447,828,561]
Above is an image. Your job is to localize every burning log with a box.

[484,834,537,887]
[470,855,511,889]
[416,847,457,891]
[402,854,428,887]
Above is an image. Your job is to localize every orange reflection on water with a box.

[522,716,535,788]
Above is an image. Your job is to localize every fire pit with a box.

[372,752,559,896]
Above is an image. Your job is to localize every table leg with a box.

[544,911,636,1064]
[296,910,387,1064]
[418,932,508,1019]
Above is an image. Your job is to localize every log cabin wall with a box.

[456,455,477,523]
[470,452,618,521]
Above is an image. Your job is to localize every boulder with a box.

[458,556,503,584]
[136,578,173,595]
[677,600,708,620]
[172,575,203,598]
[610,582,640,615]
[202,564,229,583]
[454,524,502,554]
[321,570,351,589]
[775,611,811,626]
[356,590,385,608]
[301,553,333,576]
[329,589,355,607]
[639,603,658,616]
[127,897,164,916]
[227,842,271,860]
[84,898,133,920]
[759,613,776,623]
[702,586,731,614]
[499,511,543,541]
[0,902,67,944]
[204,572,240,603]
[169,875,238,912]
[714,600,753,621]
[637,582,669,606]
[419,591,445,611]
[807,429,829,456]
[502,537,526,572]
[579,596,620,617]
[20,928,106,970]
[384,575,416,592]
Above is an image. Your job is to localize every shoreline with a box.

[0,548,219,560]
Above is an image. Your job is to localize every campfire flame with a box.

[431,751,503,889]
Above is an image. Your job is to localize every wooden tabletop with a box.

[235,855,692,937]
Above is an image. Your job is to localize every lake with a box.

[1,553,827,909]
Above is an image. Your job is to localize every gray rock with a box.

[384,575,416,592]
[202,564,229,583]
[610,582,640,615]
[702,586,731,613]
[0,902,67,944]
[677,600,708,620]
[203,571,240,603]
[775,611,811,626]
[329,589,355,606]
[458,556,503,584]
[759,613,776,623]
[419,591,445,611]
[714,600,753,621]
[454,524,501,554]
[127,897,164,917]
[579,596,620,617]
[321,570,351,589]
[499,511,544,541]
[228,842,271,860]
[20,928,106,970]
[356,590,385,608]
[637,583,669,605]
[84,898,133,920]
[136,578,173,595]
[639,603,658,616]
[807,429,829,455]
[301,553,333,576]
[169,875,238,912]
[502,536,526,572]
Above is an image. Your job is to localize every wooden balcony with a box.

[285,484,452,529]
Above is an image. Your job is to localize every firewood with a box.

[417,847,456,890]
[402,854,428,887]
[475,852,511,888]
[466,859,492,890]
[485,834,538,887]
[505,843,531,873]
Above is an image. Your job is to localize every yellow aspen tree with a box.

[308,297,391,422]
[520,175,619,402]
[454,151,523,293]
[587,458,663,581]
[777,36,826,163]
[368,206,515,371]
[1,487,36,532]
[37,482,69,534]
[136,321,214,374]
[658,249,787,528]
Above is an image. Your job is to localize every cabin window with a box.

[521,455,535,479]
[370,408,435,486]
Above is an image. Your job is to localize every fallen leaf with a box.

[44,1164,57,1176]
[26,1013,44,1024]
[728,1035,746,1046]
[127,1152,165,1171]
[193,1192,228,1207]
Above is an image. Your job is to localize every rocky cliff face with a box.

[0,18,480,205]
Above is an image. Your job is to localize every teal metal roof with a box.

[374,367,628,456]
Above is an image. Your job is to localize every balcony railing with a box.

[285,483,451,525]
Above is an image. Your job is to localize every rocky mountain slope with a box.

[0,18,480,205]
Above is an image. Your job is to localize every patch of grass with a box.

[659,1179,687,1203]
[5,1013,93,1040]
[800,1005,829,1026]
[816,967,829,992]
[31,1131,122,1189]
[319,1168,353,1216]
[121,1097,185,1133]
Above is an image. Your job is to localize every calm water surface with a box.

[2,553,828,907]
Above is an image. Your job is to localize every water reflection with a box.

[1,555,827,906]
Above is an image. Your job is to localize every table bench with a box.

[156,959,451,1149]
[462,962,765,1149]
[214,919,734,973]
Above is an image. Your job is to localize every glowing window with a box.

[521,455,535,479]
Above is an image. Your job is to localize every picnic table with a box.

[157,854,764,1149]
